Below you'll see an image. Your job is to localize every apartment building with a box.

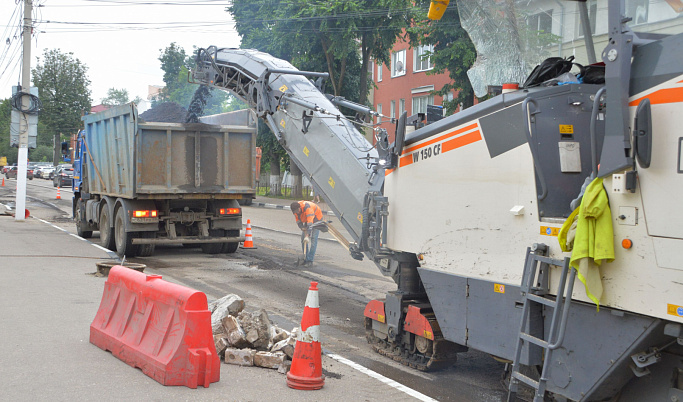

[372,33,455,141]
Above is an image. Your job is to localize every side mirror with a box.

[634,98,652,168]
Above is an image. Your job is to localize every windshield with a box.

[457,0,683,97]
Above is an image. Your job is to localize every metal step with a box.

[527,293,557,307]
[512,371,540,389]
[520,332,549,348]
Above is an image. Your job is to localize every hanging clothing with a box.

[558,177,615,310]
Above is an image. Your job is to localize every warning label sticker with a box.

[540,226,560,236]
[667,304,683,318]
[559,124,574,134]
[494,284,506,294]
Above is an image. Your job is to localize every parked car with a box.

[35,165,55,179]
[53,165,73,187]
[3,164,16,174]
[49,164,71,180]
[5,166,34,180]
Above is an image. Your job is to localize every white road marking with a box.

[325,352,438,402]
[34,217,115,257]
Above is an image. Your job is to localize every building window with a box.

[626,0,648,25]
[377,63,383,82]
[577,0,597,37]
[391,50,406,77]
[414,45,434,72]
[390,100,396,119]
[377,103,382,124]
[412,95,434,115]
[399,99,405,115]
[527,10,553,34]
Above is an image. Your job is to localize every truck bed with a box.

[81,103,257,199]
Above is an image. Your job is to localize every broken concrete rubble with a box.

[224,348,256,366]
[210,294,298,374]
[209,294,245,334]
[270,337,296,359]
[254,351,286,369]
[222,315,248,348]
[214,333,229,356]
[238,309,273,350]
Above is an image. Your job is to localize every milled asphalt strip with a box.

[325,352,438,402]
[33,217,119,259]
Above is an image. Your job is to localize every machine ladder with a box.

[508,246,576,402]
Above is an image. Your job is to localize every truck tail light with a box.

[133,210,158,218]
[218,208,240,215]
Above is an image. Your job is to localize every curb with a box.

[252,202,336,216]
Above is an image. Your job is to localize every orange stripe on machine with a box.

[402,122,479,154]
[629,87,683,106]
[442,130,482,153]
[386,123,482,175]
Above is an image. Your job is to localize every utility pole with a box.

[15,0,33,221]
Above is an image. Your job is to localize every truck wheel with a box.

[221,229,239,253]
[75,199,92,239]
[99,207,116,251]
[137,232,156,257]
[114,209,138,258]
[201,229,224,254]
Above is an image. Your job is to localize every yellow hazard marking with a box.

[279,84,288,92]
[328,176,335,189]
[303,146,309,157]
[559,124,574,134]
[494,284,505,294]
[667,304,683,318]
[280,119,286,128]
[377,314,385,323]
[540,226,560,236]
[357,212,363,223]
[423,330,433,340]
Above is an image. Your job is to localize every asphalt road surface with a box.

[1,177,508,401]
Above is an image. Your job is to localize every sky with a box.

[0,0,241,106]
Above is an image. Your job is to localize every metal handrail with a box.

[522,98,547,201]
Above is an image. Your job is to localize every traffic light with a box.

[61,141,69,155]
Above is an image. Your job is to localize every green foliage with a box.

[229,0,412,171]
[0,98,18,164]
[28,145,54,162]
[157,45,229,114]
[406,2,477,113]
[32,49,92,141]
[158,43,188,100]
[101,88,130,106]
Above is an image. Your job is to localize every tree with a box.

[101,88,130,106]
[230,0,411,194]
[158,43,188,100]
[406,2,478,113]
[157,44,230,115]
[0,98,18,164]
[32,49,92,155]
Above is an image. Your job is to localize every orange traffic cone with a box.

[287,281,325,390]
[1,177,4,186]
[56,186,61,200]
[240,219,256,249]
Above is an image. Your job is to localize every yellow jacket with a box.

[558,177,614,308]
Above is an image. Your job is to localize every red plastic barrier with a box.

[90,266,220,388]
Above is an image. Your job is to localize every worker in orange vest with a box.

[291,200,323,267]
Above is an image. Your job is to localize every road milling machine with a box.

[192,0,683,399]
